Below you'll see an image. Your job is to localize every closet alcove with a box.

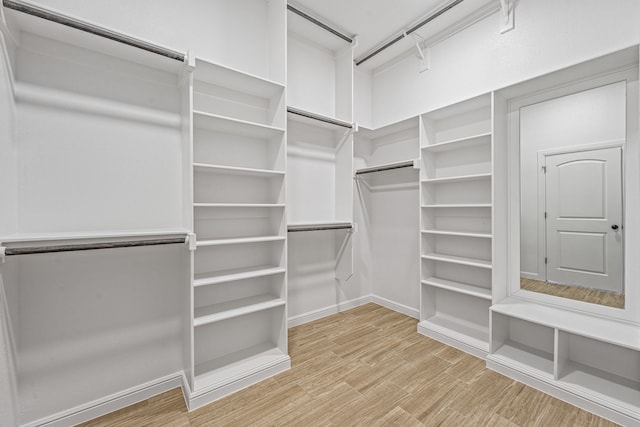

[0,1,639,426]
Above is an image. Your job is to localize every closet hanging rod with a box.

[355,0,465,66]
[287,3,353,44]
[287,107,353,129]
[288,223,353,232]
[2,0,185,62]
[1,237,186,256]
[355,160,416,176]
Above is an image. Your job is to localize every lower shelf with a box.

[194,295,285,327]
[193,265,285,287]
[489,341,554,380]
[193,344,289,392]
[422,277,491,300]
[418,314,489,354]
[422,253,492,269]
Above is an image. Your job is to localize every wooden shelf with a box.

[194,343,289,392]
[421,229,492,239]
[489,341,554,379]
[193,110,285,139]
[194,294,285,327]
[193,163,284,178]
[194,58,285,99]
[491,298,640,351]
[422,132,492,152]
[196,236,285,247]
[422,253,492,269]
[422,277,491,300]
[193,265,285,287]
[193,203,285,209]
[421,173,492,184]
[418,315,489,352]
[421,204,492,209]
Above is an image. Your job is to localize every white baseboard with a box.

[287,295,373,327]
[370,295,419,319]
[29,373,183,427]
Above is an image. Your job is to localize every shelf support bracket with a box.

[409,33,429,73]
[186,233,197,251]
[499,0,515,34]
[0,246,5,263]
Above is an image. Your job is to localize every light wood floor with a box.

[80,303,618,426]
[520,278,625,309]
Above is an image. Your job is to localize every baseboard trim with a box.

[370,295,419,319]
[287,295,373,327]
[184,357,291,411]
[28,372,183,427]
[487,358,639,427]
[417,323,488,359]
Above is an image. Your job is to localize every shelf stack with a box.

[418,94,494,357]
[185,58,290,408]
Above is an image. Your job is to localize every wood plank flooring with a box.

[80,303,618,426]
[520,278,624,309]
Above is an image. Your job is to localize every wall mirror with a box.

[503,45,640,319]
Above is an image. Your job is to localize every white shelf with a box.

[194,295,285,327]
[421,173,492,184]
[421,229,492,239]
[559,361,640,416]
[193,163,285,178]
[418,315,489,352]
[193,265,285,287]
[194,203,285,209]
[354,159,418,176]
[194,59,285,99]
[422,277,492,300]
[287,221,353,232]
[422,132,492,152]
[421,204,492,209]
[194,344,289,392]
[196,236,285,247]
[490,341,554,379]
[287,106,352,130]
[491,298,640,352]
[422,253,492,269]
[193,110,285,139]
[0,229,190,245]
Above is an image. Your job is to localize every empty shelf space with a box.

[559,361,640,414]
[194,294,285,327]
[193,110,285,138]
[422,277,492,300]
[422,132,492,152]
[193,163,284,178]
[194,59,285,99]
[421,173,492,184]
[193,265,285,287]
[288,221,353,232]
[287,106,352,129]
[196,236,285,247]
[355,159,418,176]
[194,344,289,392]
[421,229,492,239]
[490,341,554,379]
[422,204,492,209]
[419,315,489,352]
[194,203,285,209]
[422,253,492,269]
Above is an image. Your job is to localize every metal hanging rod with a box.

[287,107,353,129]
[355,0,465,66]
[287,3,353,44]
[2,0,185,62]
[355,160,417,176]
[288,223,353,232]
[1,237,186,256]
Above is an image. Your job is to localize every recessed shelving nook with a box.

[418,94,494,358]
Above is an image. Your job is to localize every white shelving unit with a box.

[418,94,494,358]
[186,55,290,409]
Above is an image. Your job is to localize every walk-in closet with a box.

[0,0,639,426]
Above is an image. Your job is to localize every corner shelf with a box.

[193,266,286,288]
[194,59,285,100]
[422,253,492,269]
[421,132,492,152]
[193,111,285,139]
[194,295,286,327]
[193,163,285,178]
[422,277,492,300]
[421,230,492,239]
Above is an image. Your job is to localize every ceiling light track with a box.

[287,3,353,44]
[355,0,465,66]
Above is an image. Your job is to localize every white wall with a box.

[0,272,17,427]
[24,0,275,80]
[519,82,627,278]
[354,68,373,128]
[371,0,640,126]
[0,19,17,237]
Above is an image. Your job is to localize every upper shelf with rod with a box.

[355,159,419,176]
